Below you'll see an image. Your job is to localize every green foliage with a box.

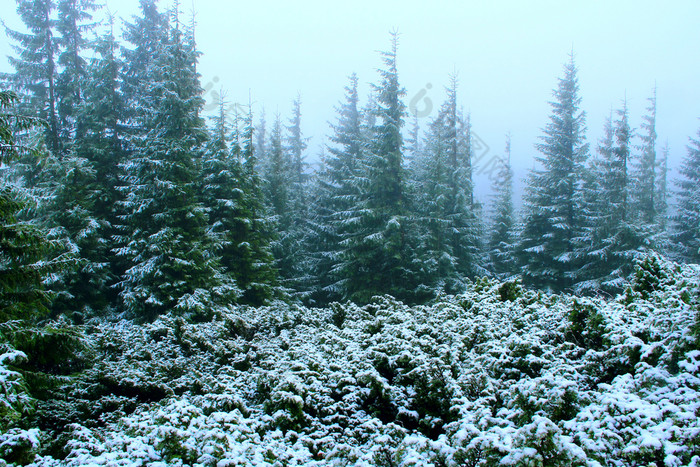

[2,257,695,465]
[630,252,670,298]
[201,101,277,307]
[2,0,62,153]
[116,7,238,321]
[0,349,34,431]
[498,279,522,302]
[0,428,43,465]
[488,135,517,279]
[566,299,606,350]
[673,128,700,263]
[519,54,589,293]
[0,90,68,323]
[411,77,482,294]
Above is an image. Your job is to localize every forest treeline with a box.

[1,0,700,323]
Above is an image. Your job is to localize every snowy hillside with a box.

[1,253,699,466]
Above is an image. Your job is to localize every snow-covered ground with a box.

[1,253,699,466]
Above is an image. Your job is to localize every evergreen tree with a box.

[487,135,516,279]
[411,96,450,293]
[405,114,421,162]
[260,113,296,293]
[452,110,483,278]
[2,0,61,154]
[633,86,658,226]
[76,12,126,224]
[308,74,364,305]
[262,114,288,221]
[519,55,589,292]
[283,96,312,296]
[657,140,669,233]
[610,100,631,226]
[672,129,700,263]
[237,104,278,304]
[37,9,124,317]
[120,0,169,134]
[201,99,277,306]
[581,101,647,293]
[254,109,267,170]
[258,97,312,297]
[55,0,99,142]
[597,100,645,290]
[65,14,127,313]
[574,111,612,294]
[116,6,236,320]
[0,90,66,322]
[411,77,479,293]
[340,33,421,303]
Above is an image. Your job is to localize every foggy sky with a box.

[2,0,699,201]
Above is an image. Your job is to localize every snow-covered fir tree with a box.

[411,77,480,294]
[657,140,670,233]
[487,135,517,279]
[519,54,589,293]
[61,14,128,313]
[1,0,109,317]
[672,128,700,263]
[574,111,612,294]
[282,96,313,297]
[339,33,423,304]
[633,87,658,227]
[201,100,277,306]
[55,0,99,142]
[236,105,279,305]
[257,97,315,299]
[260,113,294,292]
[1,0,62,154]
[116,5,237,320]
[120,0,169,134]
[307,73,365,305]
[0,90,69,322]
[594,100,647,291]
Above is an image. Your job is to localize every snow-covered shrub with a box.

[11,255,700,466]
[503,416,586,466]
[0,349,33,430]
[0,428,42,465]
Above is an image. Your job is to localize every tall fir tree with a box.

[120,0,169,135]
[0,90,69,322]
[37,3,117,317]
[237,104,278,304]
[65,14,127,313]
[411,77,479,293]
[672,128,700,264]
[453,109,482,278]
[55,0,99,142]
[283,96,312,296]
[254,109,267,171]
[261,113,294,291]
[2,0,61,154]
[339,33,422,303]
[656,140,669,233]
[201,99,277,306]
[116,5,236,320]
[519,54,589,293]
[308,73,364,305]
[594,100,646,291]
[633,86,658,226]
[487,135,517,279]
[574,111,612,294]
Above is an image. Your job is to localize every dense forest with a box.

[0,0,699,465]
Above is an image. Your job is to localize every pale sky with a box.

[2,0,699,201]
